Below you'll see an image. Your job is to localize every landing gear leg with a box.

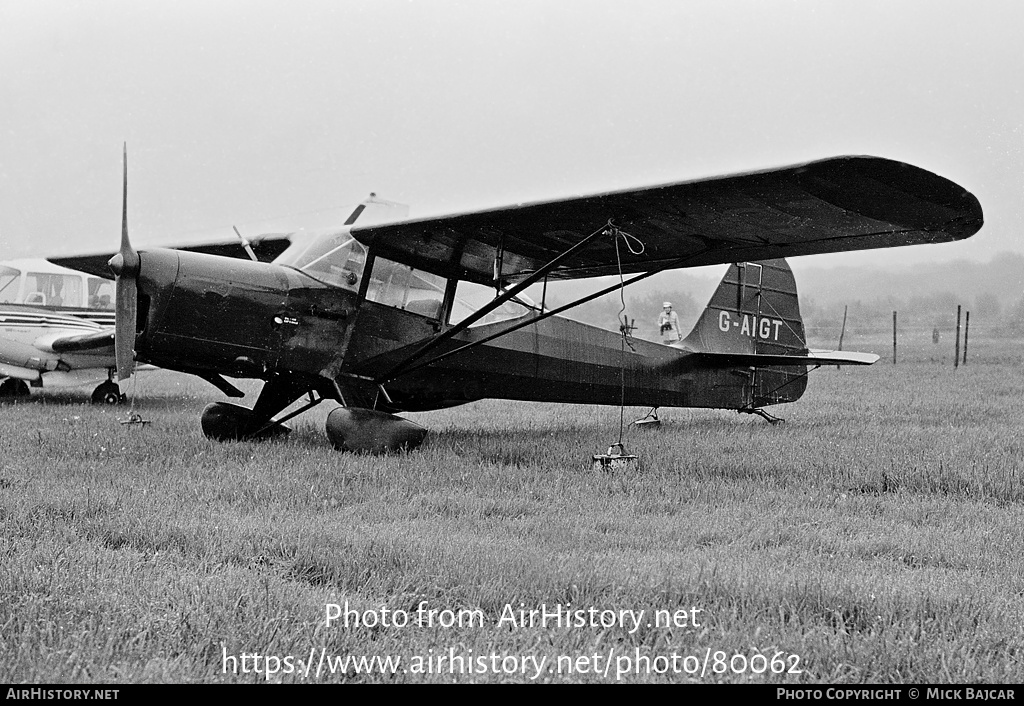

[91,380,126,405]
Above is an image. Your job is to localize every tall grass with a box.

[1,337,1022,682]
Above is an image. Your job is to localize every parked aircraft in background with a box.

[57,152,983,449]
[1,241,293,403]
[1,236,296,403]
[0,258,124,402]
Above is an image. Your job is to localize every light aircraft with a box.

[53,152,982,451]
[0,258,127,403]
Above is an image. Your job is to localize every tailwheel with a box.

[740,407,785,425]
[0,377,31,400]
[91,380,126,405]
[200,402,291,441]
[325,407,427,453]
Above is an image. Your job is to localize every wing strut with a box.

[375,220,619,384]
[378,240,714,385]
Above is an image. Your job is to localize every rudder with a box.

[682,259,806,356]
[682,259,808,408]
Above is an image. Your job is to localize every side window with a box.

[0,266,21,304]
[24,273,83,308]
[450,281,534,327]
[365,257,446,319]
[87,278,115,309]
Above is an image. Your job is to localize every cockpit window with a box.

[450,281,535,327]
[24,272,83,308]
[275,230,366,292]
[365,257,446,318]
[0,265,20,304]
[87,278,115,309]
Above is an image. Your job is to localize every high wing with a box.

[48,194,408,278]
[350,156,982,285]
[49,235,293,279]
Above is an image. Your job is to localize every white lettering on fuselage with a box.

[718,311,783,341]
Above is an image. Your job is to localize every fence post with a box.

[838,305,848,351]
[963,311,970,365]
[954,305,961,369]
[892,311,897,364]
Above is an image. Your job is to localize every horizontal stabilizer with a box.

[669,348,879,370]
[805,349,880,365]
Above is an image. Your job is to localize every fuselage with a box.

[129,232,807,412]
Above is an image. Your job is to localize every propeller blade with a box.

[114,276,137,382]
[120,144,131,260]
[109,144,140,383]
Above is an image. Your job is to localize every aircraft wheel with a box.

[0,378,31,400]
[201,402,290,441]
[91,381,126,405]
[325,407,427,453]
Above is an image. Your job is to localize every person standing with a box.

[658,302,681,344]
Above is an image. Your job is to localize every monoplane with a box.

[53,152,982,450]
[0,258,126,402]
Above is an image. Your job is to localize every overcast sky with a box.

[1,0,1021,275]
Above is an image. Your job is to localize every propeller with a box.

[107,144,140,383]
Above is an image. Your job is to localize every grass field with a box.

[1,335,1022,683]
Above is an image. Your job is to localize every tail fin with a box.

[673,259,876,411]
[680,259,809,410]
[683,259,806,356]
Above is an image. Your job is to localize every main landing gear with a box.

[324,407,426,453]
[0,377,31,401]
[201,401,293,441]
[91,380,126,405]
[0,377,125,404]
[199,376,426,453]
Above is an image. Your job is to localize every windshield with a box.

[0,265,20,304]
[275,229,366,292]
[87,278,115,309]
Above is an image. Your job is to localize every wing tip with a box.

[818,156,985,242]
